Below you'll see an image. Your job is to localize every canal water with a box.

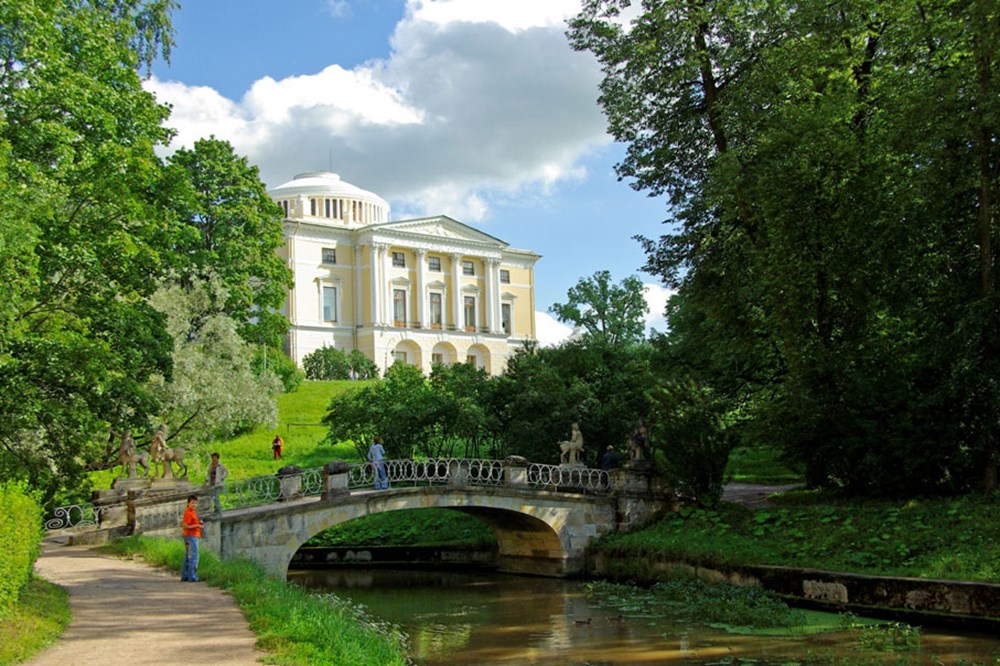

[288,568,1000,665]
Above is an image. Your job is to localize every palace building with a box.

[270,171,540,376]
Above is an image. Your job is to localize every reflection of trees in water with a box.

[288,569,1000,666]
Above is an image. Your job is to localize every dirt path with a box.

[24,541,261,666]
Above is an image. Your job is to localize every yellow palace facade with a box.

[270,171,540,376]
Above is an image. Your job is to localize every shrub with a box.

[304,346,379,380]
[253,346,305,392]
[0,482,43,617]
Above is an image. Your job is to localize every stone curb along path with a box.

[24,541,262,666]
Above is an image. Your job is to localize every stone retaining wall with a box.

[588,554,1000,630]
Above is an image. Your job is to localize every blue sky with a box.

[149,0,674,344]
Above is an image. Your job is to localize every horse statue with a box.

[149,424,188,479]
[113,429,151,478]
[558,422,585,466]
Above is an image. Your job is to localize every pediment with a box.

[369,216,508,248]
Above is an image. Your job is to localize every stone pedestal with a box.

[92,489,128,528]
[277,465,303,501]
[111,477,151,492]
[448,459,471,486]
[322,461,350,500]
[504,456,528,488]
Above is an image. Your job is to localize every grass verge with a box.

[101,536,410,666]
[0,577,71,666]
[594,493,1000,582]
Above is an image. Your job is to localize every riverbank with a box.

[16,536,411,666]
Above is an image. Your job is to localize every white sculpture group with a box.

[116,423,188,480]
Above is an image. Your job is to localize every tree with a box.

[0,0,177,503]
[570,0,1000,497]
[164,137,293,348]
[144,276,281,451]
[548,270,648,346]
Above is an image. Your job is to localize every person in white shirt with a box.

[205,452,229,516]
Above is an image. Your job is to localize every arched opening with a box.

[285,495,571,577]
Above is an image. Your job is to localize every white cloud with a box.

[534,311,574,348]
[326,0,351,18]
[408,0,581,32]
[643,282,674,334]
[145,0,607,220]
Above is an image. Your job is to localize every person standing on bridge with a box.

[368,436,389,489]
[180,495,203,582]
[205,452,228,517]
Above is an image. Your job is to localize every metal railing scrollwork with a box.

[527,463,609,492]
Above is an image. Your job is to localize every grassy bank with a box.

[0,577,71,666]
[594,492,1000,583]
[102,536,409,666]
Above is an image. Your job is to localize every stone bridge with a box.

[53,458,670,578]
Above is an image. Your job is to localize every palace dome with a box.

[269,171,390,224]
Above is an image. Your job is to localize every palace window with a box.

[393,289,407,326]
[428,256,441,271]
[501,302,511,335]
[310,198,318,216]
[432,353,444,366]
[322,286,338,322]
[393,351,407,364]
[464,296,476,331]
[462,260,474,276]
[322,247,336,264]
[392,251,406,268]
[500,269,510,284]
[429,292,443,329]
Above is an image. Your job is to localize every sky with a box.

[148,0,676,345]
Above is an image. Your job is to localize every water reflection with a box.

[289,568,1000,665]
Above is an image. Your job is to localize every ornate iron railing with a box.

[45,458,611,531]
[527,463,609,492]
[44,502,110,532]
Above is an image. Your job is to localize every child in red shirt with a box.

[181,495,203,582]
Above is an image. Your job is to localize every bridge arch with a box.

[215,486,616,577]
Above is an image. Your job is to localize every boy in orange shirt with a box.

[181,495,203,582]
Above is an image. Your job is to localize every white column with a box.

[378,244,390,325]
[415,248,426,328]
[485,258,497,333]
[353,245,362,326]
[369,244,381,325]
[451,253,462,331]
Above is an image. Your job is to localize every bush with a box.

[648,379,732,507]
[0,482,43,617]
[304,346,378,380]
[253,346,305,392]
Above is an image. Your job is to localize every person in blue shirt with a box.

[367,436,389,489]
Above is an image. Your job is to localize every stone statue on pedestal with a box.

[558,422,585,466]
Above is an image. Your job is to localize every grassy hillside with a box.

[214,379,367,479]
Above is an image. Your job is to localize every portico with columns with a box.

[271,171,539,376]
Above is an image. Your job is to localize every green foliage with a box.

[0,482,43,618]
[840,613,921,652]
[303,346,378,381]
[253,345,305,393]
[648,379,732,507]
[594,495,1000,583]
[163,137,293,348]
[548,270,648,346]
[145,276,281,450]
[0,576,71,666]
[570,0,1000,498]
[305,509,497,548]
[584,578,804,630]
[0,0,177,503]
[102,537,409,666]
[725,445,803,484]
